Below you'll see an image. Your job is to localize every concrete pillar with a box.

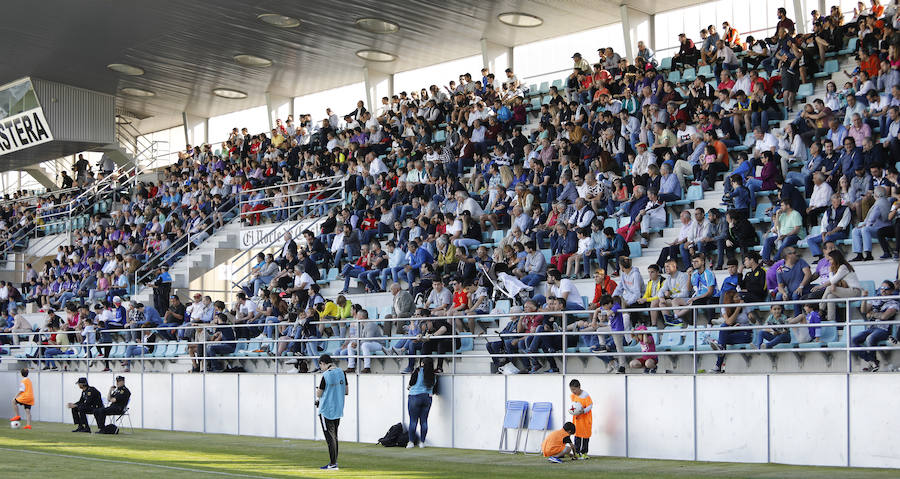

[182,113,208,147]
[794,0,807,34]
[363,67,394,115]
[620,6,652,62]
[265,93,292,132]
[480,38,514,75]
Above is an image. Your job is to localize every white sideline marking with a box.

[0,446,274,478]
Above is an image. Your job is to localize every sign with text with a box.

[240,221,303,249]
[0,107,53,156]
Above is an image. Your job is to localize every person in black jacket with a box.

[67,377,102,432]
[738,252,768,304]
[94,376,131,432]
[725,210,759,260]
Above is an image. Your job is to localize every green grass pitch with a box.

[0,422,895,478]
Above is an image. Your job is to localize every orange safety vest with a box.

[16,378,34,406]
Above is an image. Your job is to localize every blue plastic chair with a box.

[523,402,553,455]
[499,400,529,453]
[659,57,673,71]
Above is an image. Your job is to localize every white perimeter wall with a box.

[1,371,897,469]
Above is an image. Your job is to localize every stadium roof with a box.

[1,0,704,134]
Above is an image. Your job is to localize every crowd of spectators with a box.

[3,1,900,374]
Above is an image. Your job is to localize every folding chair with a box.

[498,400,529,454]
[523,402,553,455]
[113,407,134,434]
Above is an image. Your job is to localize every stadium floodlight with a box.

[107,63,145,76]
[212,88,248,99]
[354,18,400,34]
[257,13,300,28]
[355,49,397,62]
[497,12,543,28]
[119,87,155,97]
[233,54,273,67]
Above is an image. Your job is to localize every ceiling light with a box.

[497,12,543,28]
[213,88,248,99]
[107,63,145,76]
[119,87,155,97]
[257,13,300,28]
[233,54,273,67]
[355,49,397,62]
[355,17,400,34]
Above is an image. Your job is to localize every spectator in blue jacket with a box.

[726,175,752,217]
[399,240,434,286]
[832,136,862,182]
[657,163,682,202]
[596,227,627,274]
[549,223,577,272]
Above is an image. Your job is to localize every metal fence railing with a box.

[2,295,898,375]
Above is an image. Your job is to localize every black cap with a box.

[115,376,125,382]
[77,377,88,385]
[571,52,582,58]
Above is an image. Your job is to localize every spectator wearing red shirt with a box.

[589,269,618,309]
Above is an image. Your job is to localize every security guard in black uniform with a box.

[66,377,102,432]
[94,376,131,432]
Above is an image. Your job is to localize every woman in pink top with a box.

[628,325,658,373]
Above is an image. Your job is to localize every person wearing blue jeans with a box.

[204,313,236,372]
[398,241,434,287]
[807,195,851,261]
[853,282,900,369]
[406,358,436,447]
[760,201,803,262]
[710,290,752,372]
[850,188,893,261]
[775,247,813,316]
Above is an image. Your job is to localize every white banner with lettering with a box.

[0,107,54,156]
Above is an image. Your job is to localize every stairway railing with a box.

[229,176,346,293]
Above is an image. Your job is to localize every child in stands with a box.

[628,325,658,373]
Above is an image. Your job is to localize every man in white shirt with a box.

[455,191,483,219]
[538,269,584,310]
[806,172,833,219]
[732,68,752,97]
[655,210,695,272]
[752,127,778,159]
[568,198,595,229]
[426,279,452,314]
[681,207,709,270]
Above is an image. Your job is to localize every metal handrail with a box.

[230,176,345,275]
[133,199,241,287]
[3,295,898,374]
[240,174,344,196]
[0,187,81,209]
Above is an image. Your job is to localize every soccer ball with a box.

[10,420,20,429]
[568,402,583,416]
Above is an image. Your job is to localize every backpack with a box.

[376,423,409,447]
[100,424,119,434]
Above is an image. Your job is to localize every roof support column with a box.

[363,67,394,115]
[620,5,652,63]
[481,38,513,76]
[265,93,292,132]
[794,0,808,34]
[182,113,208,147]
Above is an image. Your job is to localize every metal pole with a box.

[561,312,567,375]
[845,298,851,373]
[692,308,698,373]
